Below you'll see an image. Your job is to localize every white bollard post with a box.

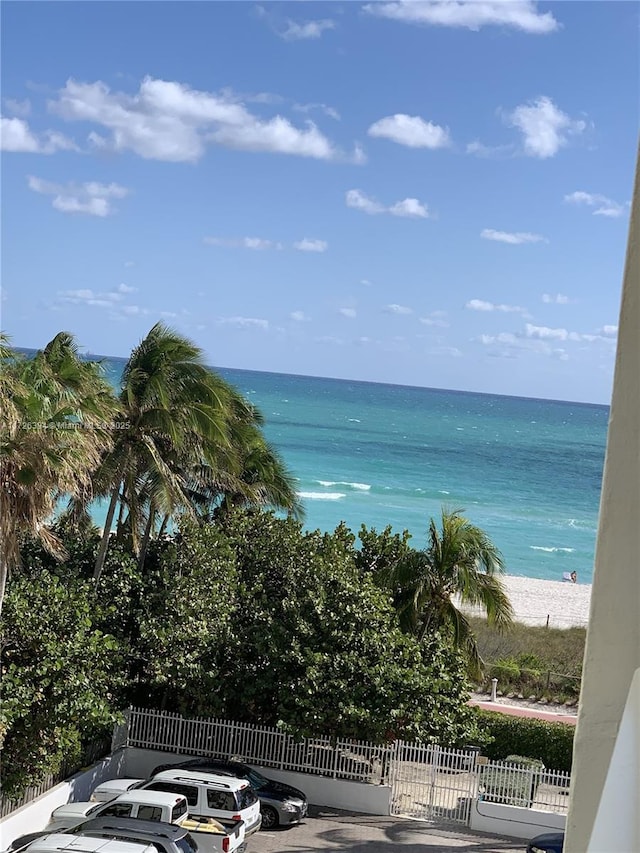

[490,678,498,702]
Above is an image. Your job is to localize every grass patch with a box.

[469,617,586,700]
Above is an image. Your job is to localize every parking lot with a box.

[251,807,525,852]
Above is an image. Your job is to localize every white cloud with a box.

[280,18,336,40]
[542,293,570,304]
[346,189,429,218]
[293,238,328,252]
[564,191,627,218]
[56,287,134,309]
[352,142,367,165]
[290,311,309,322]
[420,311,449,328]
[117,283,136,293]
[466,299,528,314]
[466,140,514,159]
[218,316,269,330]
[384,304,413,315]
[525,323,569,341]
[389,198,429,218]
[360,279,372,286]
[293,102,340,120]
[339,307,357,318]
[49,77,341,162]
[204,236,277,250]
[346,189,385,215]
[4,98,31,117]
[429,345,463,357]
[479,332,519,345]
[27,175,128,216]
[481,228,546,245]
[363,1,559,33]
[1,116,77,153]
[599,325,618,337]
[506,96,586,159]
[368,114,450,149]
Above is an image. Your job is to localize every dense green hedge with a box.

[476,709,575,772]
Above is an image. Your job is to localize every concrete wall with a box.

[124,748,392,817]
[469,797,566,841]
[0,752,126,851]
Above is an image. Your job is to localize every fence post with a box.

[332,741,341,779]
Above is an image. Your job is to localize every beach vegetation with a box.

[477,709,575,772]
[0,332,117,615]
[470,616,584,700]
[366,509,514,676]
[89,322,303,585]
[2,511,485,797]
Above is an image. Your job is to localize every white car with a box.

[21,836,155,853]
[46,792,189,832]
[92,771,262,837]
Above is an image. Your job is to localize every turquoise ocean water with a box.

[98,357,608,585]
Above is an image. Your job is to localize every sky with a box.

[1,1,638,404]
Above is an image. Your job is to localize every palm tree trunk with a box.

[93,481,122,585]
[137,506,155,575]
[158,514,170,539]
[0,558,8,618]
[115,487,128,545]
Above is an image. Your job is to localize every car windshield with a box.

[246,770,268,790]
[177,835,198,853]
[86,804,104,816]
[238,787,258,809]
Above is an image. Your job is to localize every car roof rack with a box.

[158,773,233,789]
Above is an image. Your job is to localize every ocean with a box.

[100,357,608,585]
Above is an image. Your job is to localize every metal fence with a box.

[126,707,392,784]
[0,738,111,819]
[478,761,571,814]
[389,741,479,823]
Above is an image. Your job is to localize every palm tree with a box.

[91,322,241,583]
[0,333,116,613]
[91,322,300,582]
[382,508,513,674]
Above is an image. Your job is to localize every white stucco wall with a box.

[564,144,640,853]
[0,752,126,852]
[469,798,566,840]
[124,748,392,816]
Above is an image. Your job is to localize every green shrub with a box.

[505,754,545,769]
[491,657,521,681]
[477,709,575,772]
[480,761,541,807]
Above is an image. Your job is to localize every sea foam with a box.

[298,491,346,501]
[530,546,575,553]
[317,480,371,491]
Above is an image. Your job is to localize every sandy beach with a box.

[461,574,591,629]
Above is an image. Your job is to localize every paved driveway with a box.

[250,807,526,852]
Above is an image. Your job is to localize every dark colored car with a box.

[150,759,307,830]
[527,832,564,853]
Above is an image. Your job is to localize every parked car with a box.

[92,771,261,838]
[150,758,308,830]
[64,820,201,853]
[46,792,189,832]
[527,832,564,853]
[18,834,156,853]
[8,815,245,853]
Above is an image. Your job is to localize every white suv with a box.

[92,771,262,837]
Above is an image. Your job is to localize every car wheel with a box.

[260,806,279,829]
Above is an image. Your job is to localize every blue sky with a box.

[2,1,637,404]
